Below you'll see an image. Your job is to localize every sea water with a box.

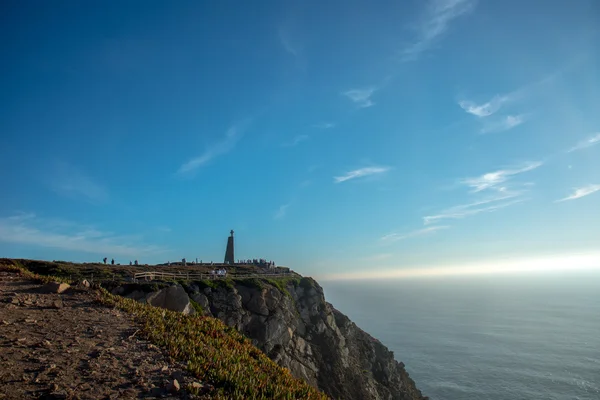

[321,272,600,400]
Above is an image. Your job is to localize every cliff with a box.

[112,277,425,400]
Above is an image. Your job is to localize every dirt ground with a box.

[0,271,209,399]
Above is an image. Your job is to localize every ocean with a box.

[321,272,600,400]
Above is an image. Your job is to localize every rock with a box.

[52,300,63,309]
[80,279,90,288]
[191,292,210,312]
[42,282,70,294]
[145,285,195,315]
[111,286,125,296]
[167,379,180,393]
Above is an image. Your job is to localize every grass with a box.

[0,260,327,400]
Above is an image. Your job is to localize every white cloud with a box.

[424,161,541,224]
[178,121,248,174]
[342,87,376,108]
[0,213,165,257]
[458,95,509,117]
[282,135,309,147]
[46,162,108,204]
[481,114,526,134]
[556,184,600,202]
[461,161,543,193]
[567,133,600,152]
[401,0,477,61]
[424,196,525,225]
[381,226,449,242]
[362,253,393,262]
[278,27,300,58]
[274,204,290,219]
[313,122,336,129]
[334,166,390,183]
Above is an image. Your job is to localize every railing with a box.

[132,271,294,282]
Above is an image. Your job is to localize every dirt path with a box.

[0,271,206,399]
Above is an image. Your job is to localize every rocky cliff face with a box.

[113,277,425,400]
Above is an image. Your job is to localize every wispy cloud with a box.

[313,122,336,129]
[556,184,600,202]
[334,166,390,183]
[45,162,108,204]
[282,135,309,147]
[458,95,509,117]
[381,226,449,242]
[567,133,600,152]
[461,161,542,193]
[424,196,525,225]
[178,121,248,175]
[424,161,542,224]
[401,0,477,61]
[0,213,165,257]
[480,115,526,134]
[342,87,376,108]
[274,204,290,220]
[361,253,393,262]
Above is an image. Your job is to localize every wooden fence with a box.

[132,271,294,282]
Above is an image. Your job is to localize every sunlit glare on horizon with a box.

[317,252,600,281]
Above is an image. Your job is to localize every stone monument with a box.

[224,230,234,264]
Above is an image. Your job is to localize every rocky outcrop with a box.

[145,285,195,315]
[41,282,70,294]
[111,278,424,400]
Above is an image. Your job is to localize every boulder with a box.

[146,285,195,315]
[167,379,180,393]
[111,286,125,296]
[42,282,70,294]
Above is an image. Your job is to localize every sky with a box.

[1,0,599,280]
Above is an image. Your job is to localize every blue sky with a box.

[1,0,599,279]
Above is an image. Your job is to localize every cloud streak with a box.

[424,161,542,224]
[0,213,165,257]
[480,115,526,134]
[342,87,376,108]
[178,121,248,175]
[568,133,600,152]
[282,135,309,147]
[401,0,476,61]
[461,161,542,193]
[46,162,108,204]
[556,184,600,202]
[334,166,390,183]
[274,204,290,220]
[381,226,449,242]
[459,95,509,117]
[424,196,525,225]
[313,122,336,129]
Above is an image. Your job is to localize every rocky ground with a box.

[0,271,208,400]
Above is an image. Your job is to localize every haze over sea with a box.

[322,271,600,400]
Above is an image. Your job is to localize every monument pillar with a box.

[224,230,234,264]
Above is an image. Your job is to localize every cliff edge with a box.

[113,277,425,400]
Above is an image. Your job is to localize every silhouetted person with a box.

[134,260,138,266]
[103,257,107,264]
[129,261,132,266]
[111,259,114,265]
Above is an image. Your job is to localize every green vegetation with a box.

[0,260,326,399]
[234,276,303,299]
[194,278,235,291]
[189,298,204,315]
